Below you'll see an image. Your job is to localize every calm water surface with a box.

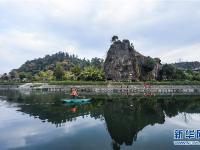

[0,90,200,150]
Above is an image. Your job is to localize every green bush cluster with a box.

[159,64,200,81]
[142,57,156,73]
[34,66,105,82]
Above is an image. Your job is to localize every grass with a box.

[49,80,107,85]
[143,80,200,85]
[49,80,200,85]
[0,81,23,85]
[1,80,200,86]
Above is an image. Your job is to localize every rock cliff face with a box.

[104,39,161,81]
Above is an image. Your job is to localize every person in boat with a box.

[71,88,78,99]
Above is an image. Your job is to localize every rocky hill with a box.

[173,61,200,71]
[104,39,162,81]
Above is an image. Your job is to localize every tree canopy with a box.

[111,35,119,43]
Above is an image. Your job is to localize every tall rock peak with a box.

[104,38,161,81]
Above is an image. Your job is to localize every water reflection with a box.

[0,90,200,150]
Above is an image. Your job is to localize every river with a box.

[0,90,200,150]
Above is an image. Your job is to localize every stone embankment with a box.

[0,83,200,95]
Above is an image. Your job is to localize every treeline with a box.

[158,64,200,81]
[1,52,105,81]
[0,51,200,82]
[173,61,200,70]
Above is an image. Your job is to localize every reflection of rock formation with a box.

[103,99,165,149]
[1,90,200,147]
[102,96,200,150]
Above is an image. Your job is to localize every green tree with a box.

[161,64,176,80]
[19,72,26,80]
[18,72,32,80]
[186,69,193,74]
[80,67,105,81]
[174,69,186,80]
[1,73,9,80]
[91,57,104,69]
[33,74,40,81]
[184,72,193,80]
[142,57,156,73]
[192,72,200,81]
[63,71,75,80]
[71,65,81,77]
[9,70,19,79]
[111,35,119,43]
[38,70,54,81]
[54,63,64,80]
[80,58,91,69]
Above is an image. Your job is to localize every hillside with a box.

[9,52,104,80]
[14,52,91,74]
[173,61,200,71]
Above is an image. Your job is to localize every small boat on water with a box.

[62,99,91,103]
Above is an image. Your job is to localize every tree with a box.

[18,72,32,80]
[174,69,186,80]
[111,35,119,43]
[19,72,26,80]
[80,67,105,81]
[192,72,200,81]
[91,57,104,69]
[37,70,54,81]
[79,58,90,69]
[1,73,9,80]
[142,57,156,73]
[184,72,193,80]
[161,64,176,80]
[54,63,64,80]
[9,70,19,79]
[63,71,75,80]
[71,65,81,77]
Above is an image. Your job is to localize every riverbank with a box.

[0,82,200,95]
[1,80,200,86]
[49,80,200,85]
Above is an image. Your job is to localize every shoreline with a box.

[0,83,200,95]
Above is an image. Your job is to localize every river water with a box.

[0,90,200,150]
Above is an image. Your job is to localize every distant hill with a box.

[173,61,200,71]
[10,52,104,76]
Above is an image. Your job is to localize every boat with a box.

[62,99,91,103]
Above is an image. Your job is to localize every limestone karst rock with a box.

[104,39,162,81]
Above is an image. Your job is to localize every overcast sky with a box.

[0,0,200,74]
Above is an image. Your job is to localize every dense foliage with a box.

[160,64,176,80]
[80,67,105,81]
[159,64,200,81]
[0,51,200,83]
[142,57,156,73]
[2,52,104,82]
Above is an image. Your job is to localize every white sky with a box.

[0,0,200,73]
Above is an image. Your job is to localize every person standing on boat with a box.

[71,88,78,99]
